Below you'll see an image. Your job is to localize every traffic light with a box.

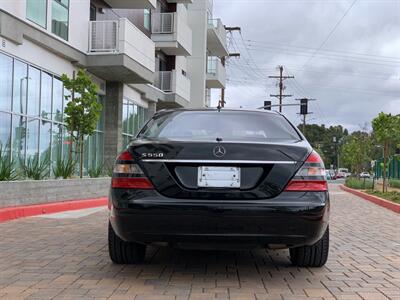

[300,99,308,115]
[264,101,271,110]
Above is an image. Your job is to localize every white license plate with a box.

[197,166,240,188]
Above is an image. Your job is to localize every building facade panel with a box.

[0,0,229,177]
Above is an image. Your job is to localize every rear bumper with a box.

[109,190,330,249]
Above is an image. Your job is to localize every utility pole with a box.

[220,52,240,108]
[269,66,294,113]
[295,98,316,136]
[219,26,241,108]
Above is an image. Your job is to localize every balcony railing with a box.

[152,13,174,34]
[88,19,155,72]
[89,20,118,52]
[208,18,226,42]
[154,70,191,102]
[206,56,226,88]
[154,71,172,91]
[207,56,220,74]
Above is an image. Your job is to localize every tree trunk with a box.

[68,133,73,162]
[79,135,84,179]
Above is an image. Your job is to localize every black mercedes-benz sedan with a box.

[108,109,330,267]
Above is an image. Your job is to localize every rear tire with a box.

[108,222,146,264]
[289,226,329,267]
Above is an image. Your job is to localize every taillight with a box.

[111,151,154,189]
[285,151,327,192]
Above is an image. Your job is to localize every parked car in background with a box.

[360,172,371,178]
[337,168,349,179]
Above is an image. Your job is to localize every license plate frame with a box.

[197,166,241,188]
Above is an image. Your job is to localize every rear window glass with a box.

[138,111,301,142]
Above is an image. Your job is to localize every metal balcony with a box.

[103,0,156,9]
[154,70,191,107]
[87,19,155,84]
[207,18,229,57]
[151,12,192,56]
[206,57,226,88]
[166,0,193,3]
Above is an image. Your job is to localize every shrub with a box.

[21,154,50,180]
[389,179,400,189]
[0,146,18,181]
[88,164,103,178]
[345,177,373,190]
[53,158,76,179]
[366,191,400,204]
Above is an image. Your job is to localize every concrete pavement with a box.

[0,184,399,300]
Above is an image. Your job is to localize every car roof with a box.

[156,107,281,115]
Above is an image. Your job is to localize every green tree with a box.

[340,132,372,176]
[300,124,349,168]
[61,69,102,178]
[372,113,400,192]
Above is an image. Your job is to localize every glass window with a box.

[0,53,13,112]
[127,103,134,135]
[0,112,11,153]
[27,66,41,117]
[133,105,139,135]
[96,132,104,168]
[97,96,105,131]
[83,135,90,175]
[52,123,63,163]
[13,60,28,114]
[12,115,26,162]
[26,118,39,159]
[41,72,52,120]
[139,111,302,142]
[26,0,47,28]
[138,106,144,135]
[144,9,151,30]
[122,99,128,134]
[52,0,69,40]
[52,77,63,122]
[39,120,51,162]
[62,125,71,160]
[90,4,96,21]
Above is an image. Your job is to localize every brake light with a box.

[285,151,327,192]
[111,151,154,189]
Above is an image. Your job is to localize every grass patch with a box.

[345,178,373,190]
[365,191,400,204]
[389,179,400,189]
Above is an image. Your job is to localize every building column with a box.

[104,81,124,166]
[148,101,157,117]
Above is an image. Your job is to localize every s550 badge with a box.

[141,153,164,158]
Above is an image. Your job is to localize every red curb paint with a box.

[0,198,108,223]
[340,185,400,214]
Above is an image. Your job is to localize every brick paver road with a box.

[0,184,399,300]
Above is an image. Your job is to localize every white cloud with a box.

[211,0,400,130]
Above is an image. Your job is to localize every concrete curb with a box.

[340,185,400,214]
[0,198,108,223]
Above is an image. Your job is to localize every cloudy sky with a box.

[211,0,400,132]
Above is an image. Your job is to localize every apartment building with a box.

[0,0,228,173]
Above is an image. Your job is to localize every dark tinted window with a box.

[139,111,301,142]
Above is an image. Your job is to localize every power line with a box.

[242,39,400,62]
[302,0,359,69]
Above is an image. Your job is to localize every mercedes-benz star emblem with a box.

[213,146,226,158]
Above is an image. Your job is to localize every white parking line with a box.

[36,207,106,219]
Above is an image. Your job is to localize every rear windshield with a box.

[138,111,301,142]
